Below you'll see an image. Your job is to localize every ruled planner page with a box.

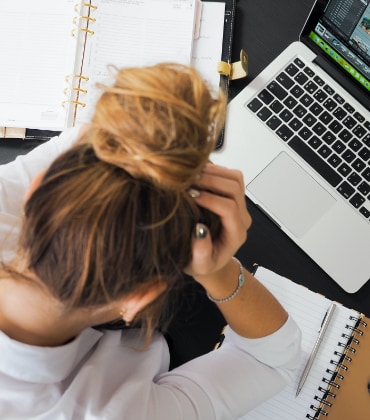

[0,0,77,130]
[240,267,359,420]
[76,0,198,123]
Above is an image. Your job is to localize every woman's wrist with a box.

[194,258,245,302]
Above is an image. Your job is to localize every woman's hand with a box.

[185,163,251,283]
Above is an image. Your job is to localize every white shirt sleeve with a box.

[155,316,301,419]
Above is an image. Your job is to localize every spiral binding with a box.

[63,2,97,116]
[306,314,366,419]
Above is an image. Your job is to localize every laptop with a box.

[212,0,370,293]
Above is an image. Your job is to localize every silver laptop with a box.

[212,0,370,293]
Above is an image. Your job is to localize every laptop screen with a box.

[301,0,370,108]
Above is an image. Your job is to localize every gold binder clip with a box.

[217,49,248,80]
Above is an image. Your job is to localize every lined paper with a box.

[240,267,359,420]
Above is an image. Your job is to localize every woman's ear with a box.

[119,279,167,324]
[24,171,46,203]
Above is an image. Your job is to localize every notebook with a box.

[239,266,370,419]
[0,0,234,142]
[212,0,370,293]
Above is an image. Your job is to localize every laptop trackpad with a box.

[247,152,336,238]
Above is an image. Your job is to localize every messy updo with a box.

[15,63,226,335]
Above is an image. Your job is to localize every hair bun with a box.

[89,63,225,191]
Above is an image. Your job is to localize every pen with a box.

[296,302,336,396]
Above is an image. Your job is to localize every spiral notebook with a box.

[240,266,370,419]
[0,0,235,142]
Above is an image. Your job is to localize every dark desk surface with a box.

[1,0,370,316]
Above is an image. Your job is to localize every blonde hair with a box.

[7,63,226,335]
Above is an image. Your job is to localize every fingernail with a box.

[195,223,208,239]
[188,188,200,198]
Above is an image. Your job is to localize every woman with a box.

[0,63,301,418]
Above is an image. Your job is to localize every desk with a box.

[1,0,370,317]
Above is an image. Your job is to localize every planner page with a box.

[240,267,359,420]
[75,0,199,124]
[0,0,78,130]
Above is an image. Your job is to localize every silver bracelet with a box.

[207,257,245,304]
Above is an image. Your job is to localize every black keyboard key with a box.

[276,125,294,141]
[288,136,342,187]
[314,75,325,86]
[363,168,370,182]
[353,125,367,139]
[364,121,370,131]
[351,158,366,173]
[293,104,307,118]
[328,154,342,168]
[279,109,294,122]
[360,206,370,218]
[313,89,328,103]
[277,72,294,89]
[294,58,305,68]
[323,98,337,112]
[343,115,356,129]
[338,162,351,176]
[334,93,345,104]
[267,81,288,100]
[267,116,282,130]
[348,172,362,186]
[364,134,370,148]
[322,131,336,145]
[332,139,346,152]
[257,107,272,121]
[359,147,370,162]
[338,129,352,142]
[295,72,308,84]
[300,94,314,107]
[308,136,322,149]
[350,193,365,208]
[258,89,274,105]
[358,181,370,196]
[323,84,335,95]
[304,67,315,77]
[337,181,355,199]
[343,103,355,113]
[290,85,304,98]
[333,107,347,121]
[283,96,298,109]
[289,118,303,131]
[309,103,324,116]
[302,114,317,127]
[328,120,343,134]
[285,63,299,76]
[354,112,365,123]
[299,127,313,140]
[247,98,263,112]
[270,100,284,113]
[312,122,326,136]
[304,81,318,94]
[319,111,333,124]
[318,145,331,158]
[342,149,356,163]
[348,138,362,152]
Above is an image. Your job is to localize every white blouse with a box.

[0,128,302,419]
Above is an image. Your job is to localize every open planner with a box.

[240,266,370,419]
[0,0,238,144]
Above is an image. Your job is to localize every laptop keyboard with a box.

[246,57,370,222]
